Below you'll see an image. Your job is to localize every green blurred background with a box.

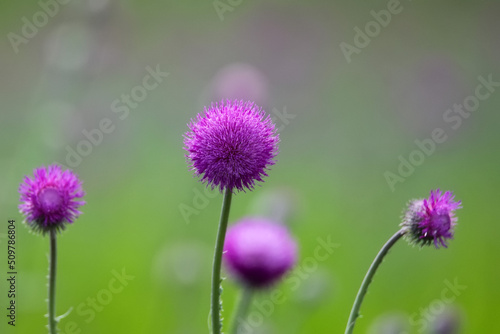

[1,0,499,333]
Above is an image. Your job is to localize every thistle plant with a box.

[18,164,85,333]
[223,218,297,334]
[345,189,461,334]
[184,100,279,334]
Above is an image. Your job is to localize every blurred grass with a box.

[1,0,500,333]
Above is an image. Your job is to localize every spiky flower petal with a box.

[184,100,279,192]
[401,189,461,248]
[19,165,85,234]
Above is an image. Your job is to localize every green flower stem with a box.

[211,188,233,334]
[344,229,405,334]
[48,229,57,334]
[230,288,253,334]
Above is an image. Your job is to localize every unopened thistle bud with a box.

[401,189,461,248]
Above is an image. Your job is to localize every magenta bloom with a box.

[184,100,279,192]
[19,165,85,234]
[223,218,297,288]
[401,189,461,248]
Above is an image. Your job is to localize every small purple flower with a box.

[401,189,461,248]
[19,165,85,234]
[184,100,279,192]
[223,218,297,289]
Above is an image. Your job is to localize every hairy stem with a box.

[345,229,404,334]
[211,189,233,334]
[48,229,57,334]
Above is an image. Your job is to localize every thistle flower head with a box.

[184,100,279,192]
[401,189,461,248]
[19,165,85,234]
[223,217,297,289]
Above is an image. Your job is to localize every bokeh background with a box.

[1,1,499,333]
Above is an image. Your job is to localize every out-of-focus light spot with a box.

[152,242,211,287]
[248,188,299,225]
[44,23,92,72]
[431,307,462,334]
[87,0,111,13]
[389,56,467,136]
[209,63,269,106]
[368,313,409,334]
[293,269,332,307]
[36,100,76,149]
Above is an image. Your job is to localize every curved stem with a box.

[48,229,57,334]
[344,229,404,334]
[229,288,253,334]
[211,189,233,334]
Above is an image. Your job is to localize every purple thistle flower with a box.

[401,189,461,248]
[19,164,85,234]
[184,100,279,192]
[223,218,297,289]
